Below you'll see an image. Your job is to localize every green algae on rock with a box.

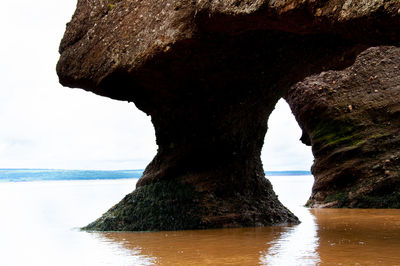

[83,180,203,231]
[286,46,400,208]
[84,174,299,231]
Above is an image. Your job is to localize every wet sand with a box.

[0,176,399,265]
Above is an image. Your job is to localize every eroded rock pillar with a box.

[85,91,300,230]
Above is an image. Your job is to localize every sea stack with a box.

[286,46,400,208]
[57,0,400,230]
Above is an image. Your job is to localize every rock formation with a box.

[286,46,400,208]
[57,0,400,230]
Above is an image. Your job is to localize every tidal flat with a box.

[0,176,399,265]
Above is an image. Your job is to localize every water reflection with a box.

[94,175,320,265]
[97,226,287,265]
[261,175,320,265]
[95,208,400,265]
[261,208,320,265]
[311,208,400,265]
[0,179,154,266]
[2,177,399,265]
[95,207,321,265]
[94,175,400,265]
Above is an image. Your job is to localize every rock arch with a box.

[57,0,400,230]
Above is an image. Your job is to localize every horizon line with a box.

[0,168,310,172]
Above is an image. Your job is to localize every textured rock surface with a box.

[57,0,400,94]
[57,0,400,230]
[286,46,400,208]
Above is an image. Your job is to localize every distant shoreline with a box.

[0,169,311,182]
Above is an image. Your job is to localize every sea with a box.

[0,169,310,182]
[0,169,145,182]
[0,169,399,265]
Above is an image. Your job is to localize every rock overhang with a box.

[57,0,400,105]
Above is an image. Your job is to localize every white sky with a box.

[0,0,313,171]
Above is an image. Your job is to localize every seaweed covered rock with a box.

[84,178,297,231]
[286,46,400,208]
[57,0,400,230]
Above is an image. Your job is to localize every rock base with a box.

[84,178,299,231]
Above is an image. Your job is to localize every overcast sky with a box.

[0,0,313,171]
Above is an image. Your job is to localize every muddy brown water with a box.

[96,209,400,265]
[0,176,399,265]
[312,208,400,265]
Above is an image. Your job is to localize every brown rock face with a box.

[286,46,400,208]
[57,0,400,230]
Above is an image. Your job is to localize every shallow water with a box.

[0,176,399,265]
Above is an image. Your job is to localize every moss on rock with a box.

[313,120,362,148]
[355,192,400,208]
[83,180,203,231]
[286,47,400,208]
[354,184,400,208]
[324,191,349,207]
